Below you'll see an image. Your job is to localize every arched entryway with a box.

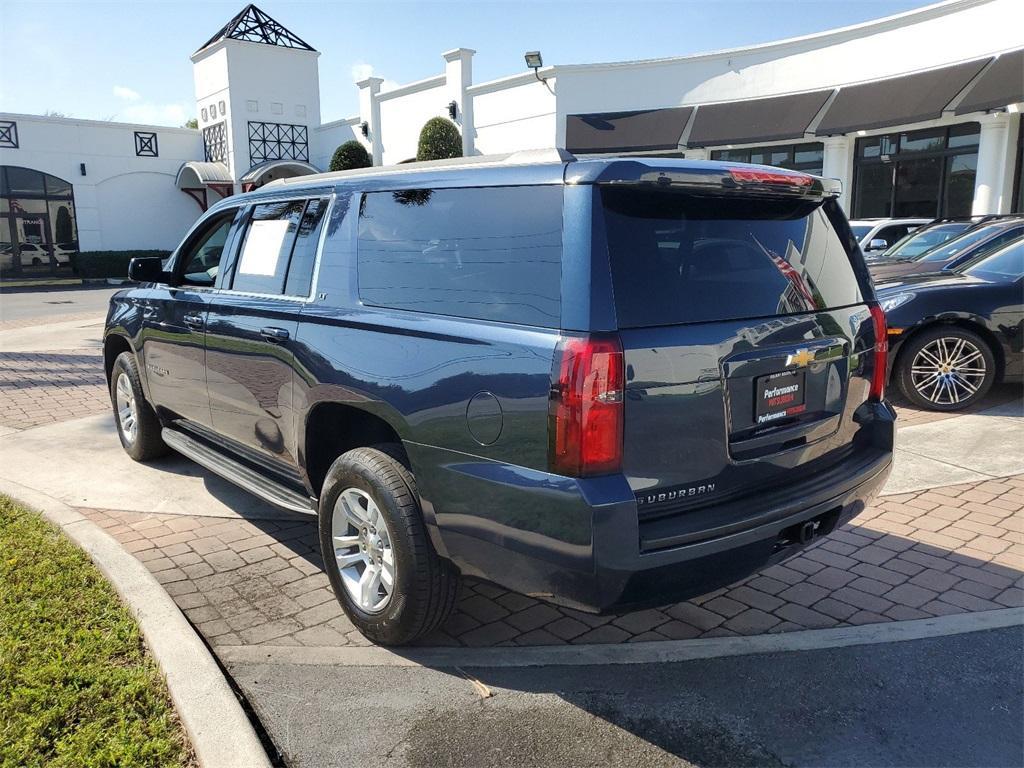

[1,166,79,279]
[239,159,319,192]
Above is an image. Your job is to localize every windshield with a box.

[963,239,1024,279]
[917,225,1002,262]
[885,223,969,259]
[851,225,872,240]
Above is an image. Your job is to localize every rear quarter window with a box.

[356,186,562,327]
[601,188,863,327]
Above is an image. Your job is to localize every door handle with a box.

[260,326,290,343]
[183,314,205,330]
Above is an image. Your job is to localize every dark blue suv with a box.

[104,152,895,645]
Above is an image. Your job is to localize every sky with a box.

[0,0,935,127]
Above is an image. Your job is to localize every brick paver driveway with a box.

[2,311,1021,650]
[79,475,1023,648]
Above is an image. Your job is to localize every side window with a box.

[179,210,238,287]
[231,198,329,296]
[231,200,305,295]
[284,198,329,297]
[356,186,563,327]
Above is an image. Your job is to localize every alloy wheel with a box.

[910,336,986,406]
[331,487,395,613]
[115,373,139,444]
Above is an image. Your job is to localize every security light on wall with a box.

[447,101,458,120]
[360,121,369,138]
[524,51,553,93]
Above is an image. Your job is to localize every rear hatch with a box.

[599,176,882,549]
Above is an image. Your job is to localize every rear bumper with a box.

[410,401,895,614]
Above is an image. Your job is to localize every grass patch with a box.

[0,496,191,768]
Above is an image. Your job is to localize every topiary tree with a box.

[330,140,372,171]
[416,117,462,161]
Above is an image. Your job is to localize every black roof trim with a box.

[565,107,693,154]
[687,90,833,147]
[196,4,315,54]
[956,49,1024,115]
[815,58,991,135]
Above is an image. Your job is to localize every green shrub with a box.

[72,250,171,280]
[329,140,372,171]
[416,117,462,161]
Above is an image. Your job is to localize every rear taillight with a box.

[869,303,888,401]
[549,334,624,477]
[726,167,814,187]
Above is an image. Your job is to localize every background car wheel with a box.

[896,326,995,411]
[318,446,458,646]
[109,351,169,461]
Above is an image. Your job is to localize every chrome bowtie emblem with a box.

[786,348,814,368]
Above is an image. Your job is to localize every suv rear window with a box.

[601,188,863,327]
[357,186,562,327]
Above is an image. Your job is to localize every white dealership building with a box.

[1,0,1021,277]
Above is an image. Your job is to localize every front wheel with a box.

[110,351,169,461]
[896,326,995,411]
[318,446,458,645]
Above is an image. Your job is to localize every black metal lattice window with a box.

[134,131,158,157]
[203,122,228,163]
[0,121,18,149]
[248,121,308,164]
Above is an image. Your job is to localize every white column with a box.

[442,48,476,156]
[821,136,854,214]
[356,76,384,166]
[972,112,1014,215]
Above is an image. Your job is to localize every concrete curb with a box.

[0,479,272,768]
[217,607,1024,670]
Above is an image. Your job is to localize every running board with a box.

[162,428,315,515]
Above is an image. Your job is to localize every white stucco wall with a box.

[470,75,557,155]
[0,112,204,251]
[553,0,1024,117]
[377,78,447,164]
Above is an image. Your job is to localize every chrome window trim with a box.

[167,192,336,305]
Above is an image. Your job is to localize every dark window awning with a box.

[686,90,833,147]
[815,58,992,135]
[565,107,693,153]
[956,49,1024,114]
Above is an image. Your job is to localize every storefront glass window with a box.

[710,142,824,174]
[0,166,78,278]
[853,122,979,219]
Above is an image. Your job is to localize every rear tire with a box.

[318,446,458,646]
[110,351,169,461]
[896,326,995,411]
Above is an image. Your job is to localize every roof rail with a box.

[266,147,577,188]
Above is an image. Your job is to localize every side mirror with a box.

[128,256,171,283]
[867,238,888,252]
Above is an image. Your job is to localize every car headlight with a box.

[878,292,914,313]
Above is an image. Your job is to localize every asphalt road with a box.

[228,627,1023,768]
[0,284,120,324]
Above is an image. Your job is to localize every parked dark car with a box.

[878,239,1024,410]
[865,220,977,264]
[870,218,1024,281]
[104,154,895,645]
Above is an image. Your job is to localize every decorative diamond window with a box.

[248,121,308,164]
[203,121,228,163]
[0,120,18,149]
[134,131,158,157]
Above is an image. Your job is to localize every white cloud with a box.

[113,85,141,102]
[349,61,399,92]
